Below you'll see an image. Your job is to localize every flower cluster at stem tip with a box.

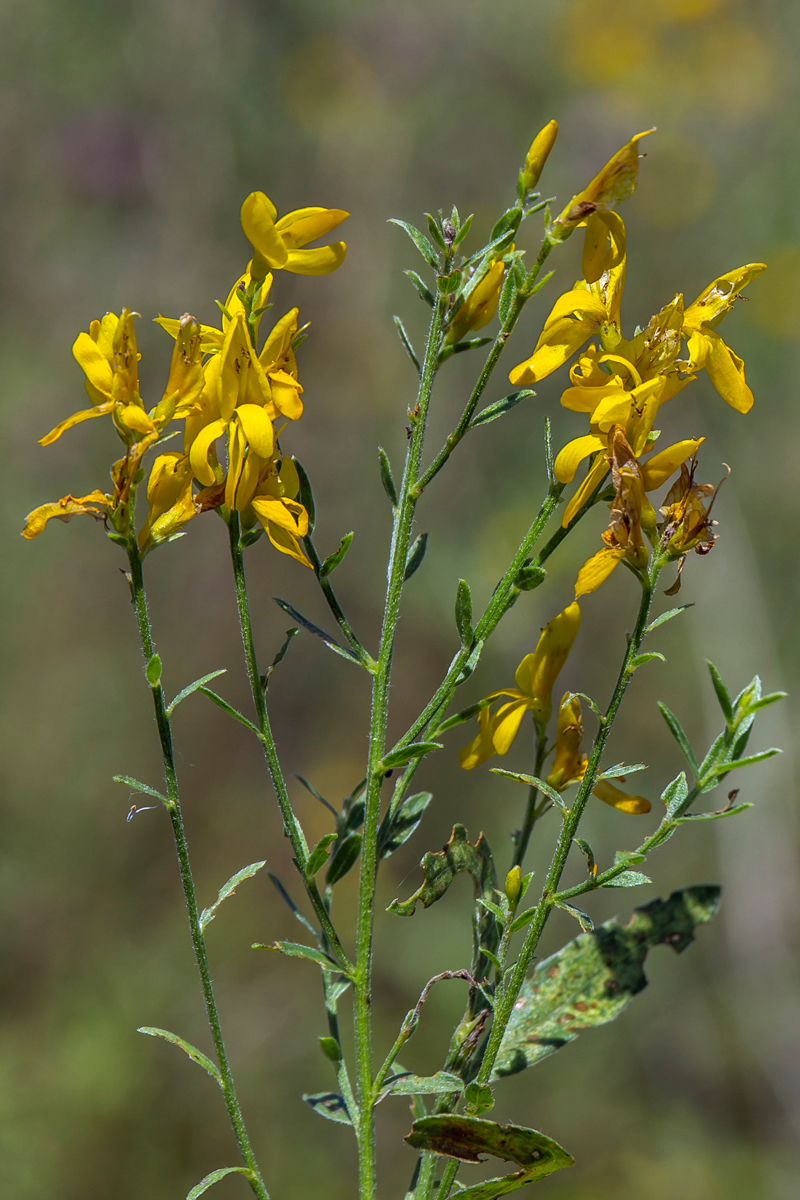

[22,194,348,557]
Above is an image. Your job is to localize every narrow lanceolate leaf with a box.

[388,218,439,267]
[273,597,361,664]
[262,627,300,690]
[706,660,734,727]
[382,741,443,770]
[601,871,652,888]
[404,268,435,306]
[405,1115,573,1197]
[305,833,338,879]
[388,1071,464,1095]
[199,861,266,932]
[167,669,227,716]
[404,532,428,581]
[491,770,567,813]
[438,337,493,363]
[657,702,700,776]
[661,771,689,818]
[185,1167,255,1199]
[137,1027,222,1087]
[514,564,546,592]
[630,652,665,669]
[455,579,473,647]
[377,792,432,858]
[319,531,354,579]
[706,748,781,776]
[646,604,693,634]
[388,823,496,917]
[292,457,316,534]
[254,941,340,970]
[555,900,593,931]
[303,1091,352,1125]
[471,390,535,429]
[113,776,167,803]
[378,446,398,507]
[491,886,721,1079]
[326,831,362,886]
[198,688,261,735]
[596,763,647,781]
[394,315,421,372]
[498,266,518,325]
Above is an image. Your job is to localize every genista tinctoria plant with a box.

[24,123,783,1200]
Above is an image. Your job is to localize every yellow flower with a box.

[459,602,581,769]
[22,491,112,540]
[658,460,719,561]
[683,263,766,413]
[445,259,506,346]
[522,119,558,192]
[243,455,311,567]
[240,191,348,279]
[546,694,650,814]
[137,452,199,552]
[553,129,654,236]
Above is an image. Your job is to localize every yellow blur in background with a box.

[3,1,799,1198]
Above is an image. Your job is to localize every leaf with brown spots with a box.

[491,886,720,1079]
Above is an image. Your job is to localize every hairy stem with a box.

[126,544,270,1200]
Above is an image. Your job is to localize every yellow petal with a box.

[554,434,605,483]
[261,308,299,367]
[459,708,496,770]
[281,457,301,500]
[562,454,609,527]
[258,517,312,567]
[698,330,754,413]
[235,403,275,458]
[38,400,115,446]
[189,417,227,486]
[522,119,558,192]
[574,546,626,597]
[592,389,633,431]
[557,130,654,230]
[116,404,157,436]
[283,243,347,274]
[155,314,223,353]
[509,316,598,385]
[514,602,581,724]
[641,439,704,490]
[582,210,626,285]
[22,491,109,539]
[240,192,289,268]
[73,331,113,396]
[593,779,651,814]
[683,263,767,334]
[490,699,530,755]
[275,207,349,248]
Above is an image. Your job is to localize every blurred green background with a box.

[2,0,798,1196]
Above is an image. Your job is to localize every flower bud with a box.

[522,120,558,193]
[504,865,522,909]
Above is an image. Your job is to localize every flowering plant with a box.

[25,124,782,1200]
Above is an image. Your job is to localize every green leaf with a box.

[573,837,596,876]
[303,1091,352,1125]
[185,1167,255,1199]
[706,748,781,776]
[404,532,428,581]
[198,688,261,736]
[388,218,439,267]
[657,703,700,776]
[326,832,362,886]
[145,654,162,687]
[630,652,665,669]
[454,637,485,686]
[747,691,787,713]
[601,871,652,888]
[273,598,361,664]
[403,268,435,306]
[471,390,535,429]
[645,604,693,633]
[434,698,493,736]
[320,532,354,579]
[491,770,567,813]
[597,762,647,780]
[305,833,338,879]
[382,741,443,770]
[514,564,547,592]
[677,803,753,823]
[453,213,474,247]
[455,579,473,647]
[262,627,299,690]
[113,775,167,804]
[438,268,462,295]
[394,315,420,372]
[661,771,689,818]
[167,669,227,715]
[199,861,266,932]
[498,266,518,326]
[255,941,339,970]
[318,1036,341,1062]
[378,446,398,507]
[377,792,432,859]
[706,660,734,727]
[388,823,496,917]
[555,900,593,931]
[438,336,493,363]
[405,1115,573,1197]
[137,1027,221,1087]
[492,886,721,1079]
[426,212,447,250]
[291,457,316,535]
[465,1082,495,1114]
[388,1071,464,1095]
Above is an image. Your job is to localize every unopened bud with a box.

[504,865,522,908]
[522,119,558,193]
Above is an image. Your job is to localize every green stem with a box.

[474,557,664,1087]
[227,514,353,973]
[512,723,548,869]
[301,530,376,669]
[126,544,270,1200]
[353,290,448,1200]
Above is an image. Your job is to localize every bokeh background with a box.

[2,0,799,1196]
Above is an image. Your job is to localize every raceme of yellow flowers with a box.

[22,193,348,558]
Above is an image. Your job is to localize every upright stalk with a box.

[126,544,270,1200]
[353,291,447,1199]
[512,722,548,868]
